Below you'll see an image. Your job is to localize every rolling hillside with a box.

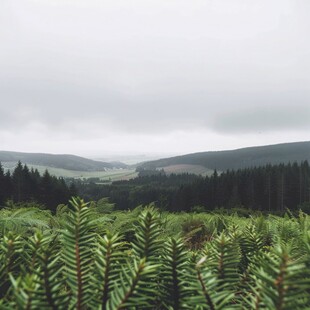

[2,141,310,178]
[138,141,310,172]
[0,151,127,172]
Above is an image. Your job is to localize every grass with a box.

[160,164,215,176]
[2,162,138,181]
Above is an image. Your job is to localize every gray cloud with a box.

[213,103,310,133]
[0,0,309,154]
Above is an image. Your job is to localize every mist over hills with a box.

[1,141,310,177]
[0,151,127,172]
[138,141,310,172]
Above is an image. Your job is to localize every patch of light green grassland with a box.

[3,162,138,181]
[161,164,215,176]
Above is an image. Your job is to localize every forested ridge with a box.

[0,150,127,171]
[139,141,310,171]
[77,161,310,213]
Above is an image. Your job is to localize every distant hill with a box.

[138,141,310,172]
[0,151,127,172]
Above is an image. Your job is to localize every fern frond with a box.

[191,256,235,310]
[0,208,51,236]
[204,233,241,289]
[185,233,240,310]
[62,197,96,309]
[234,224,265,274]
[132,207,162,261]
[108,258,159,310]
[247,242,310,309]
[0,232,24,299]
[93,232,126,309]
[9,273,41,310]
[32,231,68,309]
[189,233,241,309]
[160,237,192,309]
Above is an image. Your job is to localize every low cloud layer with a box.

[0,0,309,155]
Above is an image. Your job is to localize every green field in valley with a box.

[2,162,138,181]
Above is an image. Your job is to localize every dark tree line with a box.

[76,161,310,213]
[2,161,309,213]
[0,161,76,210]
[174,161,310,212]
[75,173,200,210]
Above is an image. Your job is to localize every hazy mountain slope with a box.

[139,141,310,171]
[0,151,127,171]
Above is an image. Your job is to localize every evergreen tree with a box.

[12,161,25,202]
[0,163,5,205]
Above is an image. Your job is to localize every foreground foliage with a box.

[0,198,309,309]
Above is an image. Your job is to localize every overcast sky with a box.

[0,0,309,158]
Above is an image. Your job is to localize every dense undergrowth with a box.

[0,198,309,309]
